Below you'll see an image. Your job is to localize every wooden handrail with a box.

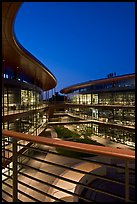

[2,130,135,160]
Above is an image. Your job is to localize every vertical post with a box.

[125,160,129,202]
[6,87,9,114]
[2,60,5,164]
[12,138,18,202]
[2,60,5,127]
[36,114,38,136]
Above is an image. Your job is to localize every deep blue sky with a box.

[14,2,135,93]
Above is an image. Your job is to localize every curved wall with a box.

[60,73,135,94]
[2,2,56,135]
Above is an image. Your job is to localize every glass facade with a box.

[2,68,50,173]
[3,82,43,114]
[66,74,135,148]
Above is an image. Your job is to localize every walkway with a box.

[64,124,134,150]
[91,135,133,149]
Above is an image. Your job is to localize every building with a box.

[2,1,57,177]
[60,73,135,149]
[2,2,56,135]
[2,2,135,202]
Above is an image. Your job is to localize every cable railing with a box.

[2,129,135,202]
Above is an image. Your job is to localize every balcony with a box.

[2,129,135,202]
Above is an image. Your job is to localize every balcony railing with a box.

[2,103,48,116]
[2,129,135,202]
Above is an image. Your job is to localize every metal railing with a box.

[2,130,135,202]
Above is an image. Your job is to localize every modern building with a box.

[2,1,57,178]
[2,2,135,202]
[60,73,135,149]
[2,2,56,135]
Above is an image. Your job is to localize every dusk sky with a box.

[14,2,135,94]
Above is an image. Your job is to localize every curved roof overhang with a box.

[2,2,57,91]
[60,73,135,94]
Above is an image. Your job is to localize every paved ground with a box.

[2,144,83,202]
[64,124,133,150]
[91,135,131,149]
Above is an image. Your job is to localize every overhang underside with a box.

[60,74,134,94]
[2,2,57,91]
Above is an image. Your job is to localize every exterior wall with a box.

[2,63,50,135]
[3,113,45,134]
[3,79,43,113]
[66,74,135,149]
[2,1,56,183]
